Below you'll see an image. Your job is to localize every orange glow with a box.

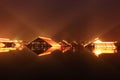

[38,36,61,56]
[14,42,24,51]
[0,43,5,47]
[93,39,117,56]
[94,40,102,43]
[14,40,23,50]
[38,46,61,56]
[0,48,17,52]
[93,50,102,56]
[15,43,21,48]
[59,40,72,53]
[38,52,51,56]
[18,46,24,51]
[0,49,10,52]
[0,38,23,52]
[38,36,61,49]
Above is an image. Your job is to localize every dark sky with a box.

[0,0,120,41]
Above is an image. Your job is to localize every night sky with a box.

[0,0,120,79]
[0,0,120,41]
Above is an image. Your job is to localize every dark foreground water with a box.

[0,48,120,80]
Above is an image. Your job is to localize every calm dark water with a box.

[0,48,119,80]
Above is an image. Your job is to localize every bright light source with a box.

[93,50,102,56]
[0,43,5,47]
[15,43,21,48]
[0,38,23,53]
[92,39,117,56]
[94,40,102,43]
